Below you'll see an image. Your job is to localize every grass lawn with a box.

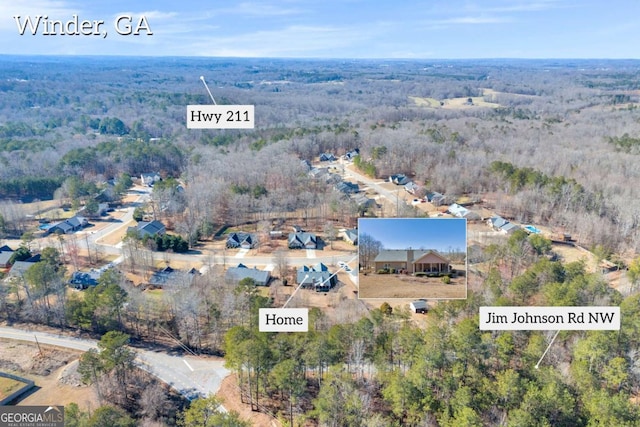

[0,376,27,400]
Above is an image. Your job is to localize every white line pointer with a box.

[535,330,560,369]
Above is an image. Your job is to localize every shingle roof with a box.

[225,264,271,286]
[374,249,447,263]
[288,232,317,247]
[137,220,166,236]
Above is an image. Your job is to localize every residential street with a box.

[0,326,229,400]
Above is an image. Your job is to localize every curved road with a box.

[0,326,229,401]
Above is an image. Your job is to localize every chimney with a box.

[407,248,414,263]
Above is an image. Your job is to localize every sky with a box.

[359,218,466,253]
[1,0,640,58]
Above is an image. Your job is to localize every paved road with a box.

[0,326,229,400]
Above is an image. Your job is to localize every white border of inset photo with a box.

[358,217,467,300]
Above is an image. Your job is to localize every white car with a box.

[338,261,347,268]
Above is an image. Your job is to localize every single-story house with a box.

[141,172,161,186]
[148,266,198,288]
[0,245,14,268]
[487,215,509,231]
[448,204,481,221]
[308,167,330,180]
[297,263,336,292]
[404,181,420,195]
[226,232,258,249]
[343,229,358,245]
[127,220,166,239]
[8,254,42,278]
[319,153,337,162]
[374,249,451,274]
[289,232,318,249]
[335,181,359,195]
[344,148,360,161]
[69,270,101,289]
[225,263,271,286]
[389,174,410,185]
[427,192,446,206]
[47,216,88,235]
[500,222,520,234]
[353,193,376,209]
[410,300,428,314]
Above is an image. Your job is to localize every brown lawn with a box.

[359,273,466,299]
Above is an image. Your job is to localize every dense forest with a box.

[2,57,640,253]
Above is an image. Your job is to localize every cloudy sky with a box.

[2,0,639,58]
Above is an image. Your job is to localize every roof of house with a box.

[448,203,469,217]
[8,257,40,277]
[141,172,160,180]
[488,215,509,229]
[137,220,166,236]
[344,229,358,243]
[297,263,333,285]
[374,249,448,264]
[289,232,317,246]
[227,232,257,247]
[335,181,359,194]
[390,174,409,185]
[49,216,87,233]
[500,222,520,232]
[353,194,375,207]
[0,245,13,252]
[404,181,420,192]
[225,264,271,286]
[410,300,428,309]
[0,251,13,266]
[320,153,336,161]
[149,266,197,287]
[70,271,101,287]
[427,191,445,202]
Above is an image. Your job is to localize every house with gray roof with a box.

[225,263,271,286]
[70,270,101,289]
[343,229,358,245]
[404,181,420,195]
[335,181,359,195]
[8,254,42,278]
[148,266,198,288]
[319,153,337,162]
[448,204,481,220]
[427,192,446,206]
[141,172,161,186]
[289,232,318,249]
[127,220,166,239]
[487,215,520,234]
[0,245,14,268]
[389,174,409,185]
[46,216,88,235]
[297,263,335,292]
[226,232,258,249]
[374,249,451,274]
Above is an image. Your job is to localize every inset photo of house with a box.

[358,218,467,299]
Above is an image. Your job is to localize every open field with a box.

[409,90,501,109]
[359,273,466,299]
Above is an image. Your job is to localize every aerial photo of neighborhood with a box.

[1,1,640,426]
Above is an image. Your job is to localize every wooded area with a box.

[2,56,640,425]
